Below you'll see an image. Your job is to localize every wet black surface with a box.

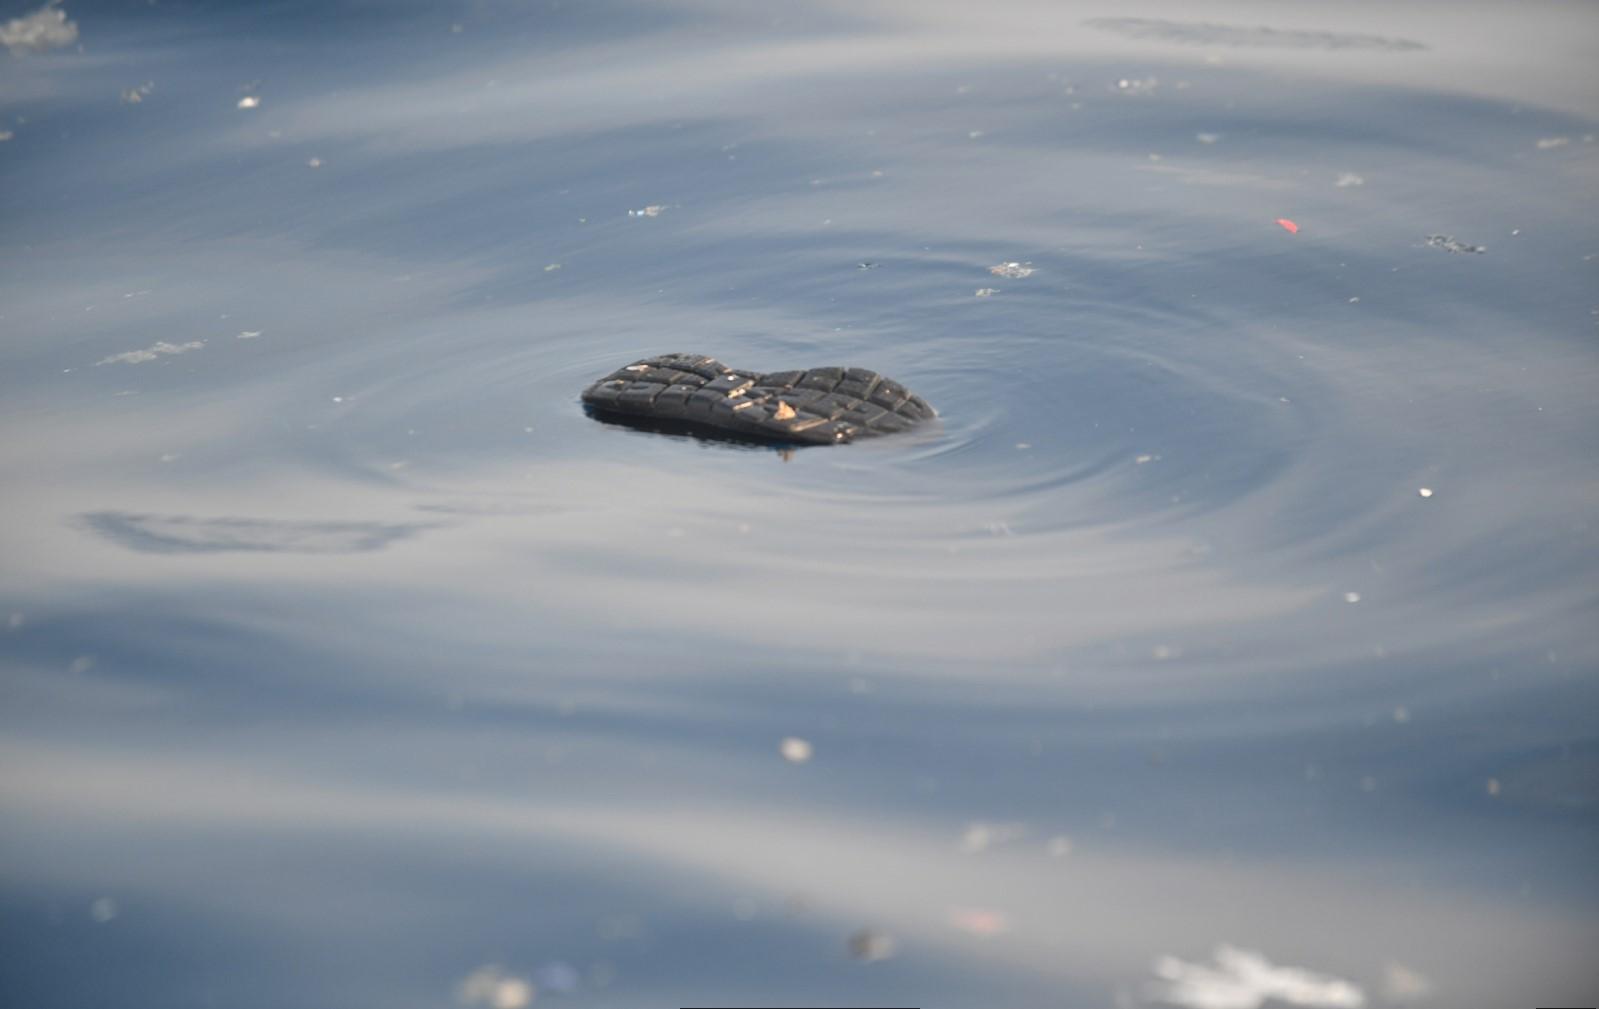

[581,352,936,444]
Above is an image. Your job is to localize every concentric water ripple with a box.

[3,2,1596,1006]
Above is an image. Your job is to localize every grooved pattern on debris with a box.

[581,353,935,445]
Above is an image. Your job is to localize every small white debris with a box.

[1343,591,1362,604]
[457,965,534,1008]
[306,156,323,168]
[236,330,261,339]
[975,287,999,297]
[1348,296,1361,303]
[967,130,984,139]
[1152,644,1179,660]
[121,82,154,104]
[96,340,204,366]
[89,897,118,923]
[1535,136,1569,150]
[1424,234,1486,255]
[1417,487,1433,498]
[331,396,344,403]
[1135,453,1155,464]
[543,263,561,272]
[237,95,260,109]
[1335,172,1365,188]
[0,130,12,142]
[779,737,813,763]
[628,204,666,217]
[1485,777,1501,796]
[1195,132,1220,144]
[989,262,1035,279]
[1115,76,1159,95]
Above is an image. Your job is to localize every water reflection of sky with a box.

[2,2,1596,1006]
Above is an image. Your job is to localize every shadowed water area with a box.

[2,2,1597,1007]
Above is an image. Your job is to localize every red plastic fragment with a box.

[1276,218,1300,234]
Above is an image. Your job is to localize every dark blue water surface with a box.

[3,2,1597,1007]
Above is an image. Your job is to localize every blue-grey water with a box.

[2,2,1596,1007]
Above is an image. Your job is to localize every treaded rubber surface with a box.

[581,353,935,445]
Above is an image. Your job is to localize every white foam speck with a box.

[779,737,813,763]
[989,262,1035,279]
[96,340,204,365]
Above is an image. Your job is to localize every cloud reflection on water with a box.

[1083,18,1425,52]
[3,739,1594,1007]
[82,512,440,555]
[1,0,1596,1005]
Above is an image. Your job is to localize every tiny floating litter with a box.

[1425,234,1486,254]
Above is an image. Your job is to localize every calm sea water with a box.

[2,2,1596,1007]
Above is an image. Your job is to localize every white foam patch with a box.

[95,340,205,365]
[1148,945,1365,1009]
[1,1,78,56]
